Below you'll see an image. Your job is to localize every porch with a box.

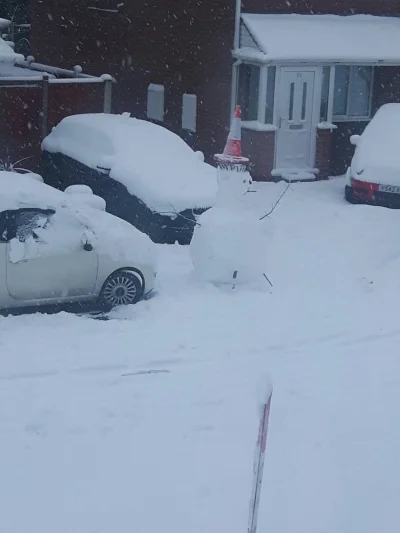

[232,14,400,181]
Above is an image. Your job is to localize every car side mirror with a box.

[350,134,360,146]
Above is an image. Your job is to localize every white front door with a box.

[276,69,316,170]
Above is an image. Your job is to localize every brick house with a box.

[29,0,400,180]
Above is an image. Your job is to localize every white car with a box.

[0,172,157,311]
[345,103,400,208]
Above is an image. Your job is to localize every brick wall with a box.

[315,129,333,179]
[242,129,276,181]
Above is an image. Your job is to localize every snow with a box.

[0,171,156,266]
[0,171,66,211]
[1,178,400,533]
[350,103,400,185]
[42,113,218,213]
[0,36,22,63]
[65,184,107,211]
[240,14,400,62]
[0,17,11,29]
[191,207,268,285]
[241,121,278,132]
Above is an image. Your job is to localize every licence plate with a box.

[379,184,400,194]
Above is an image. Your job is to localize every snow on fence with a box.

[0,68,114,172]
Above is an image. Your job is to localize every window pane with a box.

[348,66,372,117]
[238,64,260,121]
[333,66,350,116]
[15,210,52,242]
[265,66,276,124]
[320,66,330,121]
[289,82,295,120]
[301,82,308,120]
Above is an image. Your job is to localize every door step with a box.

[272,168,318,182]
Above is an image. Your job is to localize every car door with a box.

[6,207,99,302]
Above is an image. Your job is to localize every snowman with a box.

[190,106,271,288]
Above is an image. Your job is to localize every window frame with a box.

[332,65,374,122]
[8,208,55,243]
[236,62,277,126]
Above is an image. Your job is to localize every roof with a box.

[0,37,21,63]
[42,113,217,213]
[238,14,400,64]
[0,171,66,211]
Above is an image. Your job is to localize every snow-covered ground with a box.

[1,177,400,533]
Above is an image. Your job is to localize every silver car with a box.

[0,172,156,311]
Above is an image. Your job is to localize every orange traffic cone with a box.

[215,105,249,168]
[223,105,243,158]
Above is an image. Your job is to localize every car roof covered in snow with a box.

[0,171,66,211]
[41,113,218,213]
[352,104,400,179]
[0,171,156,264]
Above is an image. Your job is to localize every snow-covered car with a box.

[41,113,218,244]
[0,171,156,311]
[345,103,400,208]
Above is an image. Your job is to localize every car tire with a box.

[99,270,144,309]
[345,185,359,204]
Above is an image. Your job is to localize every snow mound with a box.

[190,207,268,285]
[65,184,107,211]
[65,184,94,195]
[42,113,218,213]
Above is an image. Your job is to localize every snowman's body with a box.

[190,164,269,286]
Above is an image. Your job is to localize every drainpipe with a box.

[234,0,241,50]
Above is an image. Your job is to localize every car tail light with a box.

[351,178,379,200]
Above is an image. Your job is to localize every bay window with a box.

[238,63,260,121]
[237,63,276,124]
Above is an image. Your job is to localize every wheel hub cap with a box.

[103,275,137,306]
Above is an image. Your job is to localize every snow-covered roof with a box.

[0,36,21,63]
[0,17,11,30]
[0,171,66,211]
[42,113,218,213]
[238,14,400,64]
[0,63,53,78]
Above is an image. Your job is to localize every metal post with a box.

[41,74,49,140]
[234,0,242,50]
[248,385,273,533]
[103,78,112,113]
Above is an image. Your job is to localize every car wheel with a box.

[345,185,359,204]
[99,270,143,308]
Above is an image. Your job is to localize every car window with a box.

[12,209,55,243]
[0,211,10,243]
